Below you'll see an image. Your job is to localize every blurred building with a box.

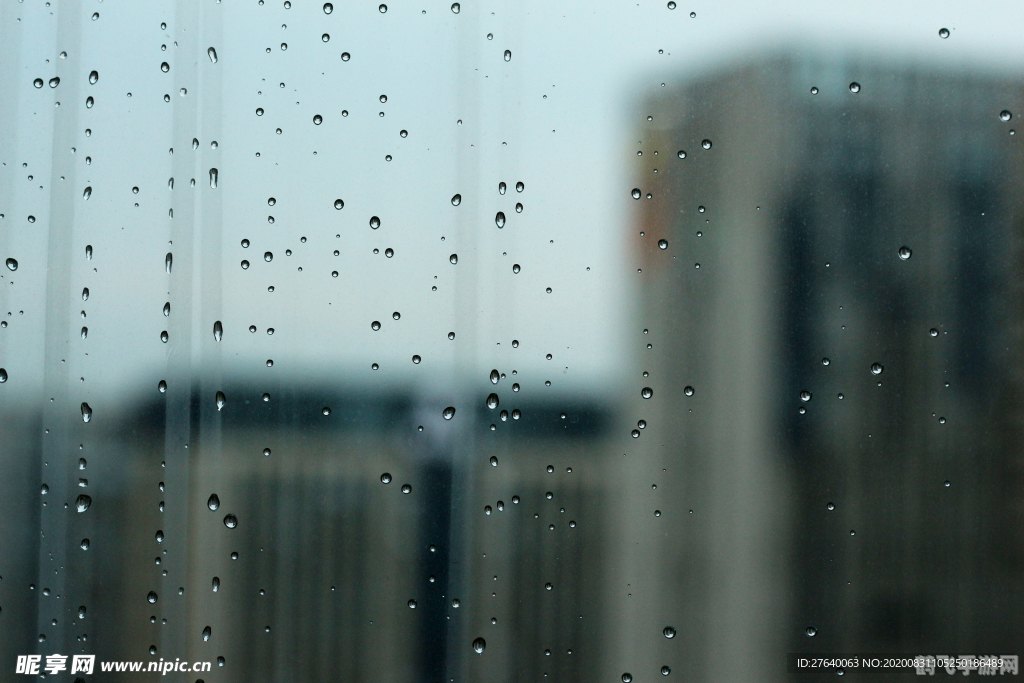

[628,52,1024,679]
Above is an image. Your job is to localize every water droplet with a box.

[412,354,421,364]
[160,62,170,73]
[88,70,99,84]
[264,251,273,262]
[379,3,387,12]
[512,263,521,274]
[442,406,456,420]
[683,385,695,396]
[158,380,167,393]
[870,362,884,376]
[799,390,812,402]
[313,114,323,125]
[848,82,861,93]
[661,665,671,676]
[1000,109,1013,122]
[898,245,912,260]
[805,626,817,637]
[147,591,158,604]
[49,76,60,88]
[663,625,676,639]
[451,2,460,12]
[75,494,92,513]
[641,387,653,399]
[929,328,939,337]
[165,253,173,273]
[223,514,238,529]
[401,483,412,494]
[334,198,345,210]
[489,369,500,384]
[380,473,392,484]
[215,391,226,411]
[657,239,668,250]
[202,626,212,641]
[810,86,819,95]
[5,258,17,271]
[495,212,506,228]
[449,253,458,264]
[213,321,223,342]
[631,188,642,200]
[371,320,381,331]
[472,637,486,654]
[622,675,633,683]
[451,193,462,206]
[0,368,7,383]
[209,168,218,188]
[80,403,93,423]
[207,494,220,511]
[323,2,333,13]
[701,139,712,149]
[33,78,43,88]
[370,216,381,229]
[486,393,499,409]
[826,502,835,511]
[503,49,511,62]
[938,27,950,39]
[207,47,218,63]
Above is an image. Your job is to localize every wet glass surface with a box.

[1,2,1022,681]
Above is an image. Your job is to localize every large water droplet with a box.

[88,70,99,84]
[641,387,653,399]
[938,27,950,39]
[683,385,695,396]
[223,514,238,529]
[451,193,462,206]
[5,258,17,271]
[207,47,218,63]
[0,368,7,383]
[495,212,505,228]
[207,494,220,511]
[215,391,226,411]
[165,253,173,273]
[442,406,456,420]
[449,253,458,264]
[486,393,499,409]
[663,625,676,639]
[213,320,223,342]
[870,362,884,376]
[323,2,333,13]
[147,591,158,604]
[209,168,218,188]
[805,626,817,637]
[1000,109,1013,122]
[848,82,861,93]
[472,637,486,654]
[370,216,381,229]
[489,369,500,384]
[202,626,212,641]
[897,245,912,260]
[503,49,511,62]
[81,402,93,423]
[75,494,92,512]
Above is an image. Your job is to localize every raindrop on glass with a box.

[472,637,486,654]
[223,514,238,529]
[442,406,456,420]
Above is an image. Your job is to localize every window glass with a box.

[1,2,1021,681]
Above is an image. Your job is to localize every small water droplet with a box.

[683,385,695,396]
[503,49,511,62]
[202,626,212,641]
[938,27,950,39]
[215,391,226,411]
[75,494,92,512]
[806,626,817,637]
[80,402,93,423]
[657,239,668,250]
[898,245,912,260]
[0,368,7,383]
[380,473,392,484]
[472,637,486,654]
[849,82,861,93]
[323,2,333,13]
[207,47,218,63]
[641,387,653,399]
[209,168,219,188]
[207,494,220,511]
[631,188,642,200]
[451,193,462,206]
[449,253,458,264]
[147,591,158,604]
[213,321,223,342]
[33,78,43,88]
[223,514,238,529]
[1000,109,1013,122]
[379,3,387,13]
[495,212,506,228]
[49,76,60,88]
[371,320,381,331]
[512,263,521,274]
[451,2,460,12]
[165,253,173,273]
[870,362,884,376]
[810,86,819,95]
[443,406,456,420]
[401,483,412,494]
[370,216,381,229]
[5,258,17,271]
[486,393,499,409]
[663,625,676,639]
[799,390,812,402]
[701,139,712,149]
